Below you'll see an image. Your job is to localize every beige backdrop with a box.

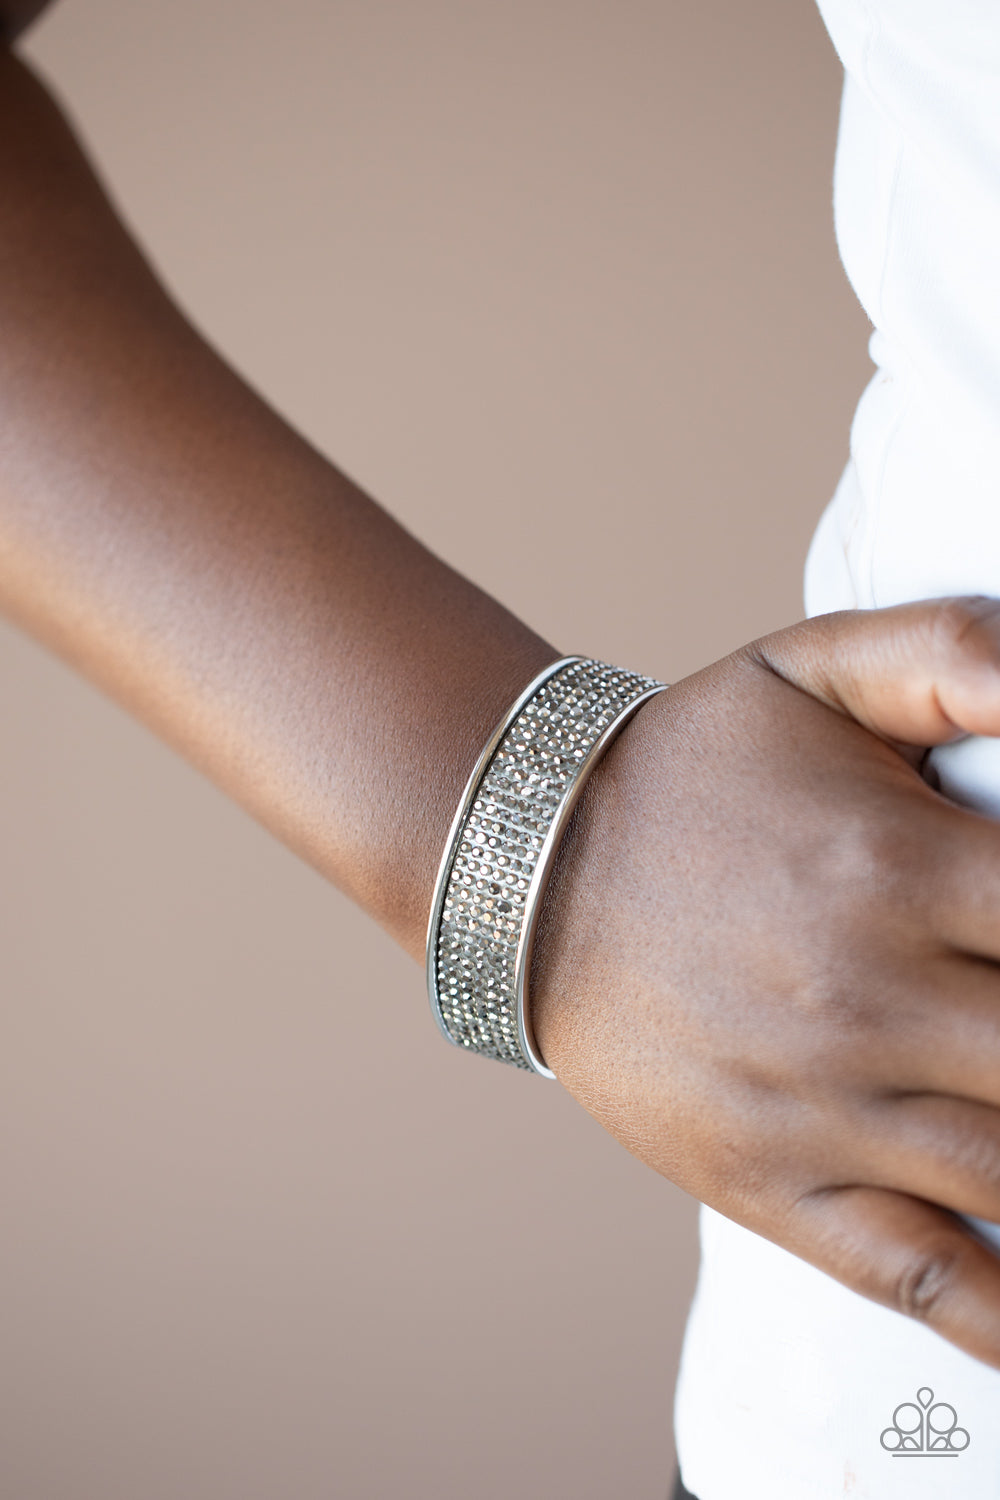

[1,2,871,1496]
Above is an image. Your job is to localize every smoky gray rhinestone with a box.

[427,657,665,1073]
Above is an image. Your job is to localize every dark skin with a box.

[0,43,557,949]
[0,0,47,40]
[7,6,1000,1370]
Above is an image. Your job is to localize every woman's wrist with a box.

[425,657,665,1072]
[526,688,665,1082]
[383,627,562,959]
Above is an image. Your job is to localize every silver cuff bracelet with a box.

[425,656,667,1078]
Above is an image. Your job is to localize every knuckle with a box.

[811,982,883,1046]
[893,1242,963,1324]
[929,595,1000,661]
[824,804,911,901]
[807,979,907,1063]
[941,1123,1000,1203]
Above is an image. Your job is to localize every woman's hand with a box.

[532,596,1000,1370]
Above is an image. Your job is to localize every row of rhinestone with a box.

[432,658,663,1069]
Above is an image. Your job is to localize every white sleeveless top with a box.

[674,3,1000,1495]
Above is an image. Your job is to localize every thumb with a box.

[748,596,1000,748]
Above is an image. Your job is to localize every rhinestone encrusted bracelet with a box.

[425,656,667,1078]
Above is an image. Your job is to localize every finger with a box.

[787,1182,1000,1369]
[853,1091,1000,1225]
[814,786,1000,967]
[844,952,1000,1108]
[926,801,1000,960]
[749,595,1000,747]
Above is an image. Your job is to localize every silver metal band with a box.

[425,656,668,1077]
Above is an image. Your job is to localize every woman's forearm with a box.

[0,48,558,957]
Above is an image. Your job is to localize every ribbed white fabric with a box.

[674,4,1000,1495]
